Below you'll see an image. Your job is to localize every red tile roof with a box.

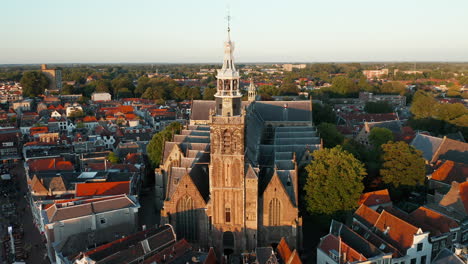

[354,204,380,226]
[409,206,459,234]
[374,210,419,250]
[277,237,292,263]
[27,158,74,172]
[75,181,130,197]
[359,189,392,207]
[118,105,134,113]
[431,160,468,184]
[83,116,98,122]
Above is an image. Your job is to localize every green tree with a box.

[364,101,393,113]
[61,84,75,95]
[108,152,120,164]
[357,76,373,92]
[312,103,336,125]
[330,76,358,95]
[410,90,437,119]
[280,77,298,95]
[111,77,135,95]
[368,127,394,147]
[258,85,280,98]
[135,76,150,97]
[435,103,467,122]
[146,122,183,168]
[379,81,406,94]
[21,71,50,97]
[317,123,344,148]
[380,141,425,188]
[304,146,366,215]
[94,79,112,94]
[186,87,202,100]
[203,87,217,100]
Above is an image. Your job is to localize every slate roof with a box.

[410,133,443,161]
[329,220,385,259]
[256,247,278,264]
[364,120,402,134]
[438,182,468,216]
[45,195,137,223]
[432,248,466,264]
[82,225,175,264]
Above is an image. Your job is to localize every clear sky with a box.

[1,0,467,64]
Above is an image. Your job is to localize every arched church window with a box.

[176,195,197,241]
[269,198,281,226]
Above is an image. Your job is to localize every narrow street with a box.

[1,164,50,264]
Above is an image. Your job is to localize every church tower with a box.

[208,24,255,255]
[248,78,257,102]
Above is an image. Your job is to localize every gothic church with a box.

[156,27,321,255]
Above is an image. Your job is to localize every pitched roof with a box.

[358,189,392,207]
[82,225,175,264]
[317,234,367,263]
[75,181,130,197]
[439,181,468,216]
[354,204,380,227]
[276,237,292,263]
[431,137,468,164]
[432,248,466,264]
[27,157,74,172]
[373,210,419,251]
[365,120,402,134]
[431,160,468,184]
[410,133,443,161]
[45,195,137,223]
[409,206,459,235]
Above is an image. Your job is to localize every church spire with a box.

[248,78,257,102]
[214,17,242,117]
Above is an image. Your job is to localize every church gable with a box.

[165,171,206,210]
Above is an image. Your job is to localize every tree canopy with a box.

[304,146,366,215]
[312,103,337,125]
[368,127,394,148]
[410,90,438,119]
[380,141,425,188]
[146,122,183,168]
[364,101,393,113]
[21,71,50,97]
[317,123,344,148]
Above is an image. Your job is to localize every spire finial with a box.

[225,7,231,40]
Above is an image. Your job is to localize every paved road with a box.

[11,165,50,264]
[138,186,161,230]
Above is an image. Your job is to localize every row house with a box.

[40,195,140,263]
[411,134,468,165]
[73,225,217,264]
[352,205,432,264]
[0,128,21,164]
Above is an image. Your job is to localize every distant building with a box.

[41,64,62,91]
[363,69,389,79]
[91,92,112,102]
[283,64,306,71]
[359,92,406,107]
